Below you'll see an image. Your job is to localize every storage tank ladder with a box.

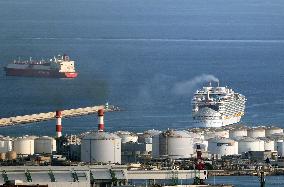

[110,169,118,185]
[71,171,79,182]
[1,170,8,183]
[71,170,87,182]
[48,169,56,182]
[25,170,32,182]
[171,170,179,185]
[90,171,95,185]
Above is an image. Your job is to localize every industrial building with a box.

[0,166,207,187]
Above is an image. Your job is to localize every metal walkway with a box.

[0,166,207,182]
[0,104,119,127]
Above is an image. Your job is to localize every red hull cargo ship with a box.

[4,54,78,78]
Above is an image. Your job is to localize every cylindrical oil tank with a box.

[0,136,12,153]
[277,141,284,157]
[247,127,266,138]
[158,130,194,159]
[238,137,264,153]
[13,136,36,155]
[115,131,138,143]
[187,132,204,140]
[204,129,229,140]
[259,138,275,151]
[152,134,160,158]
[188,128,205,139]
[6,151,17,160]
[229,128,248,139]
[215,129,229,138]
[270,135,284,148]
[274,139,283,151]
[266,127,283,137]
[138,129,161,144]
[208,138,238,156]
[34,136,56,154]
[0,152,6,160]
[81,132,121,164]
[271,133,284,138]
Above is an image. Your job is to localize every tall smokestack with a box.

[56,110,62,138]
[98,109,104,132]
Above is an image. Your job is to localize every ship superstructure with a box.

[192,82,246,127]
[4,54,78,78]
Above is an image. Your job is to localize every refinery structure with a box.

[192,82,246,127]
[1,105,284,186]
[0,108,209,186]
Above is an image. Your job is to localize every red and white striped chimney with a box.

[98,109,104,132]
[55,110,62,138]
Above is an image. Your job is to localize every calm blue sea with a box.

[207,175,284,187]
[1,0,284,186]
[131,175,284,187]
[0,0,283,138]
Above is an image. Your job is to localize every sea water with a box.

[1,0,284,186]
[0,0,283,137]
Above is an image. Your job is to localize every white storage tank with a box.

[13,136,37,155]
[229,128,247,139]
[277,140,284,157]
[0,136,12,153]
[81,131,121,164]
[138,129,161,144]
[152,134,160,158]
[0,152,6,160]
[188,128,205,139]
[6,151,17,160]
[238,137,264,153]
[273,138,282,151]
[204,129,229,140]
[215,129,229,138]
[187,132,204,140]
[269,135,284,147]
[208,138,238,156]
[157,130,194,159]
[265,126,283,137]
[34,136,56,154]
[259,138,275,151]
[247,127,266,138]
[115,131,138,143]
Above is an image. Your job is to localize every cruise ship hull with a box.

[193,116,242,127]
[4,68,78,78]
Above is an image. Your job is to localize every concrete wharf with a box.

[0,104,119,127]
[0,166,207,187]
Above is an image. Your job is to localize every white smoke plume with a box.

[137,74,175,104]
[173,74,219,95]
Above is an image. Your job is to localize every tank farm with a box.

[0,104,283,187]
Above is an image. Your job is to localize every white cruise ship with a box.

[192,82,246,127]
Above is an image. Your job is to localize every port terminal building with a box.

[0,166,207,187]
